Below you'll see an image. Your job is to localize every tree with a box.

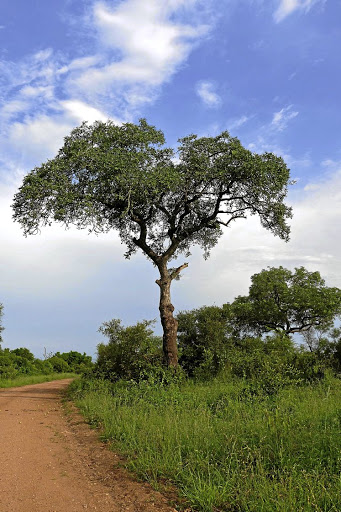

[11,347,35,361]
[12,119,292,367]
[232,266,341,336]
[177,305,233,375]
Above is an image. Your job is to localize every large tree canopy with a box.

[12,119,293,366]
[232,266,341,336]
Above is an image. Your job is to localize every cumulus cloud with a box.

[71,0,209,108]
[196,80,222,107]
[61,100,110,124]
[274,0,325,23]
[7,116,72,165]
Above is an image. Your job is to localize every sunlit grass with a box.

[70,376,341,511]
[0,373,77,389]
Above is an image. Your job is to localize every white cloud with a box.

[1,100,29,120]
[271,105,299,131]
[66,55,102,72]
[61,99,109,124]
[0,50,62,131]
[3,100,120,169]
[7,115,73,164]
[72,0,209,101]
[228,115,251,131]
[274,0,325,22]
[33,48,53,61]
[20,85,55,99]
[196,80,222,107]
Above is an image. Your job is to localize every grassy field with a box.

[0,373,77,389]
[69,375,341,512]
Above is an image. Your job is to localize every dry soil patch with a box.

[0,379,177,512]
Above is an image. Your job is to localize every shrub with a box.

[177,305,233,376]
[47,355,70,373]
[53,351,93,373]
[95,319,164,382]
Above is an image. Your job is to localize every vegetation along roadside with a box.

[69,374,341,512]
[67,264,341,512]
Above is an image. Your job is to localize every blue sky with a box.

[0,0,340,357]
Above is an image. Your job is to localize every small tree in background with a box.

[232,266,341,337]
[12,119,292,367]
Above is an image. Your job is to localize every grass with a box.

[0,372,77,389]
[69,375,341,512]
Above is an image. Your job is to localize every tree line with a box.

[92,265,340,386]
[1,265,340,385]
[0,343,93,380]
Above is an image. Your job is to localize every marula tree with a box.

[12,119,292,367]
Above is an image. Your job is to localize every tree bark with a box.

[156,262,178,367]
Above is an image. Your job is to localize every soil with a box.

[0,379,178,512]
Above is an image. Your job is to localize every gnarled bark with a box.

[156,261,188,367]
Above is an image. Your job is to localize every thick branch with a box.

[131,216,159,262]
[169,262,189,280]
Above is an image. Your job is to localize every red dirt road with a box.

[0,379,177,512]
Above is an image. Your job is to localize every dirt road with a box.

[0,379,177,512]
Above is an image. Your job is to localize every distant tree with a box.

[53,351,93,373]
[11,347,35,361]
[12,119,292,367]
[232,266,341,336]
[55,351,92,366]
[47,355,70,373]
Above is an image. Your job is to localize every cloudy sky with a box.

[0,0,340,357]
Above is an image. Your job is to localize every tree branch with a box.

[169,262,189,280]
[131,216,159,262]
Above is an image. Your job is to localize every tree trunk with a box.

[156,263,178,367]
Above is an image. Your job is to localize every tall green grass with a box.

[0,372,77,389]
[70,376,341,511]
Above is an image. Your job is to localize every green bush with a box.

[47,355,70,373]
[52,351,93,373]
[94,319,164,382]
[0,346,92,380]
[177,305,235,376]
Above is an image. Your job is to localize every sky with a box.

[0,0,340,358]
